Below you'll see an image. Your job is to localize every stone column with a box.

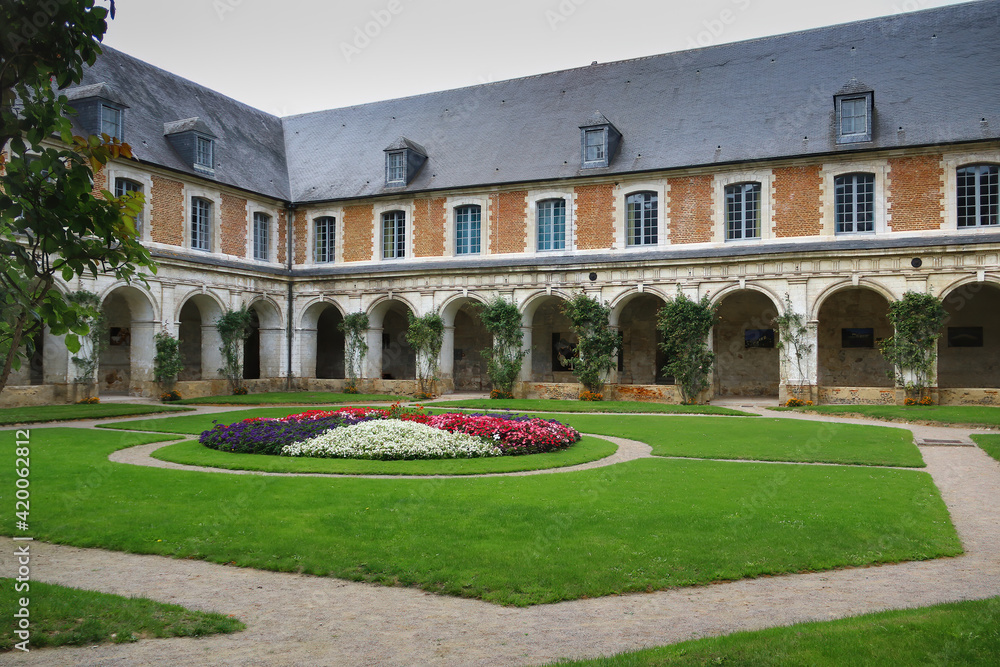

[518,326,533,382]
[365,327,383,380]
[130,320,157,393]
[297,326,317,378]
[440,326,455,380]
[201,323,224,380]
[258,327,284,379]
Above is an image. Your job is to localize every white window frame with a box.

[583,128,607,165]
[183,186,221,253]
[614,180,666,250]
[713,170,774,243]
[833,173,876,234]
[386,151,406,185]
[443,196,489,256]
[942,151,998,232]
[835,92,873,144]
[195,135,214,170]
[454,204,482,256]
[956,163,999,228]
[252,211,271,261]
[302,206,342,265]
[100,103,123,139]
[528,189,576,254]
[819,160,888,236]
[313,215,336,263]
[246,203,279,263]
[105,165,152,243]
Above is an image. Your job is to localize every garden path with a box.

[3,407,1000,666]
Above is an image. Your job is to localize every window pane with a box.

[835,174,875,233]
[383,211,405,258]
[537,199,566,251]
[388,152,405,183]
[101,105,121,138]
[726,183,760,240]
[314,216,335,263]
[115,178,143,237]
[626,192,657,246]
[455,205,481,254]
[254,212,270,261]
[191,198,210,251]
[958,164,999,227]
[841,98,866,135]
[585,129,605,162]
[196,137,213,167]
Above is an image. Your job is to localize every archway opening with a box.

[178,300,203,381]
[380,302,415,380]
[713,290,780,397]
[938,283,1000,389]
[243,307,261,380]
[453,303,490,391]
[817,288,893,387]
[316,306,345,379]
[100,291,131,393]
[618,294,669,385]
[529,297,574,383]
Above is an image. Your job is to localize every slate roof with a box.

[284,0,1000,203]
[70,46,290,200]
[76,1,999,205]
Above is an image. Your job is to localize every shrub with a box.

[904,397,918,406]
[344,383,359,395]
[160,390,183,402]
[76,396,100,404]
[785,398,805,407]
[490,389,514,400]
[919,395,934,406]
[579,391,603,401]
[232,387,249,396]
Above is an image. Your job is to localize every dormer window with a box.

[383,137,428,187]
[579,111,621,169]
[386,151,406,185]
[195,136,214,169]
[164,117,218,175]
[835,89,873,144]
[100,104,123,139]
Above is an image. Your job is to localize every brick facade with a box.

[413,197,446,257]
[220,192,248,257]
[666,175,713,244]
[773,165,822,237]
[293,209,308,264]
[150,175,184,246]
[574,184,615,250]
[887,155,945,231]
[489,191,527,254]
[342,204,375,262]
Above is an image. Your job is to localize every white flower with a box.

[282,420,503,460]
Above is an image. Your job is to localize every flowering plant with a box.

[490,389,514,400]
[283,420,502,460]
[76,396,100,404]
[579,391,603,401]
[160,390,182,402]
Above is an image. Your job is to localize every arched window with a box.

[455,205,481,255]
[314,216,335,263]
[382,210,406,259]
[725,182,761,240]
[625,192,657,246]
[834,173,875,233]
[957,164,998,228]
[537,199,566,251]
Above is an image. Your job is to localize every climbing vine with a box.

[878,291,947,397]
[773,294,813,400]
[405,312,444,398]
[478,296,526,398]
[216,306,253,394]
[339,311,370,393]
[561,293,621,395]
[656,292,716,404]
[153,330,184,387]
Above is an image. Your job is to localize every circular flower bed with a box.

[199,405,581,460]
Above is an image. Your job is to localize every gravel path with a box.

[3,408,1000,666]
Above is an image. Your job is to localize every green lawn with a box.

[0,403,193,426]
[972,434,1000,464]
[97,407,320,434]
[773,404,1000,428]
[152,435,617,475]
[429,399,754,416]
[176,391,399,405]
[2,427,960,606]
[557,415,925,467]
[0,578,243,651]
[553,596,1000,666]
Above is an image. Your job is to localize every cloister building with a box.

[7,1,1000,406]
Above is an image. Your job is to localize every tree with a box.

[478,296,526,398]
[879,291,947,397]
[338,311,369,393]
[405,312,444,398]
[0,0,154,396]
[216,306,252,394]
[561,293,621,395]
[656,292,716,404]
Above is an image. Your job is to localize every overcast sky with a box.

[101,0,974,117]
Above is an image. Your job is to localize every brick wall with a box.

[887,155,944,231]
[489,191,527,254]
[574,184,615,249]
[276,209,287,264]
[773,165,822,237]
[220,192,247,257]
[413,197,446,257]
[293,209,308,264]
[667,175,713,243]
[150,175,184,246]
[342,204,374,262]
[92,166,107,199]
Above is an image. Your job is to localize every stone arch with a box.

[299,299,346,380]
[175,292,226,382]
[713,289,781,397]
[810,279,897,322]
[938,279,1000,390]
[99,284,158,394]
[608,286,673,327]
[525,293,575,383]
[816,285,894,388]
[367,298,416,380]
[616,292,670,385]
[519,289,574,327]
[709,282,785,315]
[440,294,491,392]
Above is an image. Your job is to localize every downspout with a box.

[285,202,296,391]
